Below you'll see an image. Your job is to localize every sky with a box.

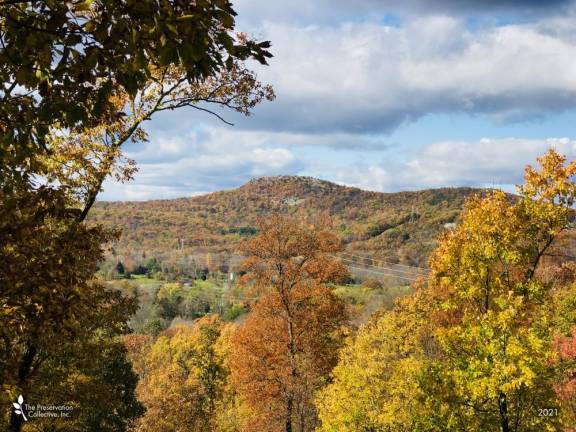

[101,0,576,201]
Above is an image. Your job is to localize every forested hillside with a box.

[90,176,481,267]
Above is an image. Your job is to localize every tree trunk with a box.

[286,395,293,432]
[299,403,306,432]
[498,392,510,432]
[8,342,37,432]
[285,303,297,432]
[8,412,23,432]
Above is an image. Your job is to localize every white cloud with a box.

[131,123,394,160]
[237,17,576,135]
[104,136,576,200]
[99,127,306,200]
[136,13,576,142]
[332,138,576,191]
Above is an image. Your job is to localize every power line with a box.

[200,253,431,276]
[345,265,418,282]
[184,291,260,302]
[336,251,431,272]
[330,255,428,276]
[338,251,430,271]
[336,262,418,279]
[334,256,419,273]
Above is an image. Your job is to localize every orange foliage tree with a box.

[231,215,349,432]
[555,326,576,431]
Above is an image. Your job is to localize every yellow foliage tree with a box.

[316,288,435,431]
[132,316,233,432]
[317,149,576,432]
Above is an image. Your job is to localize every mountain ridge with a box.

[90,176,484,267]
[98,175,478,203]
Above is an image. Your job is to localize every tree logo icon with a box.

[13,395,28,422]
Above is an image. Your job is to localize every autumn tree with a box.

[553,325,576,431]
[154,282,184,321]
[316,288,436,432]
[24,339,145,432]
[0,188,142,432]
[37,62,274,219]
[231,215,349,432]
[548,282,576,431]
[131,316,233,432]
[1,74,272,432]
[421,150,576,431]
[317,149,576,432]
[0,0,272,178]
[1,2,274,431]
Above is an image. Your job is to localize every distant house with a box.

[179,278,193,287]
[443,222,457,230]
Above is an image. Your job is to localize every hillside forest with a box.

[2,2,576,432]
[89,177,480,270]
